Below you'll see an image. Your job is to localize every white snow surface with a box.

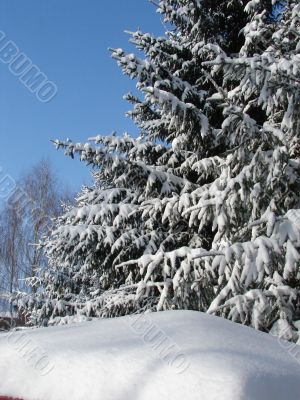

[0,310,300,400]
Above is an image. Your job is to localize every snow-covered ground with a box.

[0,310,300,400]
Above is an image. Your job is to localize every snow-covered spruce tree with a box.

[19,0,300,340]
[17,0,249,325]
[115,0,300,340]
[119,0,300,340]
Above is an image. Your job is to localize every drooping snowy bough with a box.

[17,1,300,340]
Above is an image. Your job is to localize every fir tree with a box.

[18,0,300,341]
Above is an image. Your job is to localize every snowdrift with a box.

[0,311,300,400]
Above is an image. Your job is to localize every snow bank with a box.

[0,311,300,400]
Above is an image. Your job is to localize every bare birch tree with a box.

[0,159,72,312]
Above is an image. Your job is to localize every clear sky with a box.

[0,0,164,191]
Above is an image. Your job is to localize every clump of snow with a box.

[0,311,300,400]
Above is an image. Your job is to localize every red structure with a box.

[0,397,23,400]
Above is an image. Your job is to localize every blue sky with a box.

[0,0,164,191]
